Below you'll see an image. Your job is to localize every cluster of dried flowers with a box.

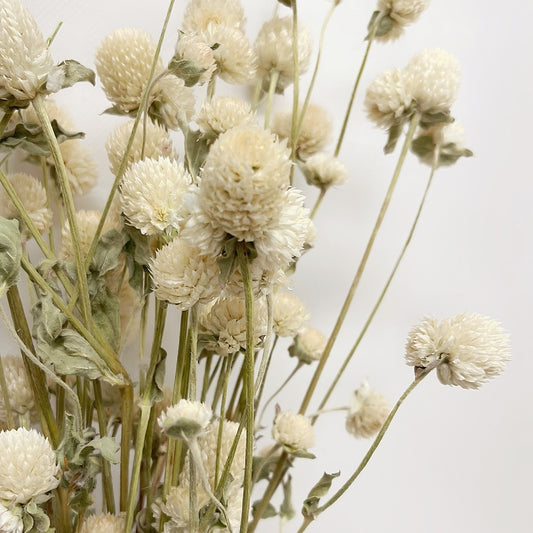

[0,0,508,532]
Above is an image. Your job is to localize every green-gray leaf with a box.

[302,471,340,519]
[89,436,120,463]
[46,59,96,92]
[91,229,126,276]
[0,217,22,291]
[280,475,296,522]
[168,57,207,87]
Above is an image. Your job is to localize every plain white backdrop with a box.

[14,1,533,532]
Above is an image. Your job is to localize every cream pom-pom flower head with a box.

[272,410,315,452]
[158,400,213,439]
[80,513,125,533]
[345,381,390,438]
[374,0,431,41]
[405,313,510,389]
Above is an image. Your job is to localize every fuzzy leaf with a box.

[286,447,316,459]
[252,500,277,519]
[217,237,238,286]
[32,293,64,343]
[419,110,454,129]
[150,347,167,404]
[47,60,95,92]
[185,128,211,177]
[384,120,404,154]
[168,57,207,87]
[411,134,435,158]
[89,436,120,463]
[102,105,137,117]
[91,229,126,276]
[280,476,296,522]
[90,284,120,351]
[302,471,340,519]
[0,217,22,291]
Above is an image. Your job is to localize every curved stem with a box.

[299,111,421,416]
[317,158,438,413]
[310,188,326,220]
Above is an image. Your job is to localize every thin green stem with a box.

[310,188,326,220]
[254,335,278,412]
[299,112,421,416]
[264,70,280,129]
[253,290,274,398]
[317,159,437,414]
[189,305,199,399]
[251,78,262,111]
[120,385,134,512]
[289,0,300,185]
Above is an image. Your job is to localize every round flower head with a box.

[158,485,210,530]
[255,16,312,92]
[151,75,195,130]
[403,49,461,114]
[174,31,217,86]
[273,292,310,338]
[80,513,125,533]
[345,381,390,438]
[0,503,22,533]
[304,153,349,189]
[0,173,52,239]
[273,104,332,159]
[150,236,220,309]
[365,68,412,128]
[120,157,191,235]
[199,123,291,242]
[158,399,212,439]
[95,28,164,112]
[0,428,60,504]
[405,313,510,389]
[56,140,99,196]
[288,325,326,364]
[196,96,254,136]
[106,119,175,176]
[182,0,245,33]
[20,96,76,131]
[375,0,431,41]
[0,0,54,102]
[0,355,35,422]
[272,411,315,451]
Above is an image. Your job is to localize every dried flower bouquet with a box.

[0,1,510,532]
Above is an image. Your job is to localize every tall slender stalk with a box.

[264,70,279,129]
[289,0,300,185]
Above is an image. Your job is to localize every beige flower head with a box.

[158,399,213,439]
[174,31,217,86]
[182,0,245,33]
[345,381,390,438]
[0,172,52,239]
[0,503,23,533]
[150,236,220,309]
[273,104,332,159]
[272,411,315,451]
[375,0,431,41]
[0,428,60,504]
[106,119,175,176]
[0,0,54,102]
[95,28,163,112]
[80,513,125,533]
[304,153,349,189]
[56,140,99,196]
[120,157,192,235]
[196,96,255,136]
[255,16,312,92]
[405,313,510,389]
[151,75,195,130]
[289,325,326,364]
[0,355,35,421]
[199,123,291,241]
[273,292,310,338]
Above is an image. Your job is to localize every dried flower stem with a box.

[317,155,438,412]
[264,70,280,129]
[253,290,274,398]
[310,188,326,219]
[300,111,421,416]
[289,0,300,184]
[189,304,199,399]
[254,334,278,411]
[0,352,14,429]
[0,109,13,136]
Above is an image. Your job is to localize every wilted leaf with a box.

[302,471,340,519]
[0,217,22,290]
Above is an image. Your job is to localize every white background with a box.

[17,1,533,532]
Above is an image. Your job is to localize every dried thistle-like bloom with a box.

[289,325,326,364]
[0,428,60,504]
[151,75,195,130]
[158,485,210,530]
[199,124,291,241]
[273,104,332,159]
[345,381,390,438]
[403,49,461,114]
[273,292,309,338]
[95,28,163,112]
[106,119,175,176]
[56,140,99,196]
[375,0,431,41]
[174,31,217,85]
[182,0,245,33]
[0,0,54,102]
[158,399,213,439]
[405,313,510,389]
[120,157,191,235]
[304,153,349,189]
[255,16,312,91]
[196,96,254,136]
[0,173,52,239]
[80,513,125,533]
[0,355,35,421]
[272,411,315,451]
[150,237,220,309]
[365,68,412,128]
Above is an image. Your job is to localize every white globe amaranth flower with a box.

[158,485,211,530]
[288,325,326,364]
[403,49,461,114]
[272,411,315,451]
[224,262,290,299]
[151,75,195,130]
[0,173,52,239]
[345,381,390,438]
[0,0,54,102]
[158,399,213,439]
[255,16,312,92]
[80,513,125,533]
[365,68,413,128]
[0,355,35,422]
[150,237,220,310]
[375,0,431,41]
[95,28,164,112]
[120,157,192,235]
[196,96,254,136]
[182,0,245,33]
[405,313,510,389]
[106,119,175,176]
[0,428,60,504]
[273,104,332,159]
[199,123,291,242]
[304,153,349,189]
[273,292,310,338]
[174,31,217,85]
[56,139,99,196]
[0,503,22,533]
